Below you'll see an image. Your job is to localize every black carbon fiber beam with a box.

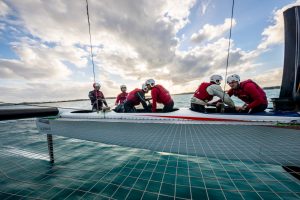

[0,107,59,121]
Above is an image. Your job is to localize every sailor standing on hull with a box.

[191,75,235,112]
[227,74,268,113]
[145,79,174,113]
[88,83,108,112]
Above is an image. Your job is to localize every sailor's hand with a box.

[235,106,243,112]
[242,104,248,110]
[216,102,224,107]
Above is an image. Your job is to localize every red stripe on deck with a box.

[141,115,248,122]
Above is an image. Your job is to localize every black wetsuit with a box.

[88,90,108,111]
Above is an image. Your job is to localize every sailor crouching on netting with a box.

[122,84,150,113]
[191,75,235,113]
[88,83,109,112]
[145,79,174,113]
[227,74,268,113]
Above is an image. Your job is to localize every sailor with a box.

[88,83,108,111]
[115,85,128,105]
[145,79,174,112]
[191,75,235,112]
[123,84,150,112]
[227,74,268,113]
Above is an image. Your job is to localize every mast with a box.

[272,6,300,111]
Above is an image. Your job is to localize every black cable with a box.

[86,0,100,111]
[222,0,235,102]
[85,0,96,83]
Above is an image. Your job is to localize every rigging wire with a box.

[85,0,100,112]
[85,0,96,83]
[222,0,235,103]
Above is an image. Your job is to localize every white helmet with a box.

[227,74,240,84]
[93,82,101,88]
[210,75,223,85]
[142,83,148,92]
[120,85,126,89]
[145,79,155,87]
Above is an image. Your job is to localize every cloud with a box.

[0,22,5,31]
[0,81,90,103]
[191,18,236,43]
[162,38,256,84]
[92,15,252,88]
[0,39,90,80]
[258,0,300,49]
[5,0,195,75]
[0,0,288,102]
[251,67,283,87]
[0,1,10,17]
[199,0,212,16]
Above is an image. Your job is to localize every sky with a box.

[0,0,299,103]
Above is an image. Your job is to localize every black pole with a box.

[0,107,59,121]
[280,6,300,99]
[272,6,300,111]
[47,134,54,163]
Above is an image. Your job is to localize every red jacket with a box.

[151,85,173,112]
[126,88,143,106]
[115,92,128,104]
[227,79,268,109]
[193,82,213,101]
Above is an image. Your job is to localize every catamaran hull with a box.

[36,108,300,165]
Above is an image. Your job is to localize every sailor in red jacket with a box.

[227,74,268,113]
[123,84,150,112]
[115,85,128,105]
[88,83,108,111]
[145,79,174,112]
[191,75,235,112]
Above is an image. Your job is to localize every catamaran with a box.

[34,5,300,165]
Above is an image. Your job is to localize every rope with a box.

[222,0,235,102]
[85,0,99,111]
[85,0,96,83]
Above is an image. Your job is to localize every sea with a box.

[1,89,300,199]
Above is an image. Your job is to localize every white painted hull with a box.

[42,108,300,124]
